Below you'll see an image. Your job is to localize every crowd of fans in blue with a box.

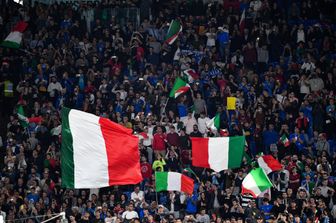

[0,0,336,222]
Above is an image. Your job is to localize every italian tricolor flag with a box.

[242,167,273,198]
[182,69,199,83]
[17,105,42,127]
[169,77,190,98]
[239,10,246,33]
[280,134,290,147]
[155,172,194,195]
[1,21,28,49]
[165,19,182,45]
[257,155,282,175]
[191,136,245,172]
[206,113,220,132]
[61,107,142,188]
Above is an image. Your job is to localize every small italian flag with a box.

[155,172,194,195]
[257,155,282,175]
[191,136,245,172]
[17,105,29,128]
[242,167,273,198]
[17,105,42,127]
[169,77,190,98]
[165,19,182,45]
[280,134,290,147]
[239,10,246,33]
[206,113,220,132]
[182,69,199,83]
[1,21,28,49]
[61,107,142,188]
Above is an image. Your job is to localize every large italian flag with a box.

[165,19,182,45]
[242,167,272,198]
[155,172,194,195]
[257,155,282,175]
[191,136,245,172]
[169,77,190,98]
[61,107,142,188]
[1,21,28,49]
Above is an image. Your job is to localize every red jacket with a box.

[153,133,166,151]
[141,162,152,179]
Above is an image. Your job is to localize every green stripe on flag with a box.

[17,105,28,128]
[228,136,245,168]
[61,107,75,188]
[250,168,273,192]
[169,77,188,98]
[155,172,168,192]
[1,41,21,49]
[214,113,220,129]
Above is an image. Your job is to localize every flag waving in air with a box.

[191,136,245,172]
[182,69,199,83]
[169,77,190,98]
[242,167,273,198]
[257,155,282,175]
[205,113,220,132]
[1,21,28,48]
[165,19,182,45]
[61,107,142,188]
[155,172,194,195]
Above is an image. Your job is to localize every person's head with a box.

[169,125,175,133]
[193,125,198,132]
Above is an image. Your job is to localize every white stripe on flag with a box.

[244,173,262,195]
[257,157,273,175]
[69,110,109,188]
[5,31,22,43]
[208,138,229,172]
[167,172,181,191]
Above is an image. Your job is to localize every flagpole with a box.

[162,97,170,115]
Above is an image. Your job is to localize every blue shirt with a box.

[262,130,279,148]
[260,204,273,220]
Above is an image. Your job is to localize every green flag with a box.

[17,105,29,128]
[165,20,182,45]
[169,77,190,98]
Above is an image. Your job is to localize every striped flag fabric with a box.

[155,172,194,195]
[17,105,29,128]
[206,113,220,132]
[182,69,199,83]
[242,167,272,198]
[165,19,182,45]
[239,10,246,33]
[257,155,282,174]
[1,21,28,49]
[191,136,245,172]
[169,77,190,98]
[280,134,290,147]
[61,107,142,188]
[17,105,43,128]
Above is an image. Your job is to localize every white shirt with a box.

[297,29,305,43]
[206,32,216,47]
[131,191,144,205]
[122,210,139,220]
[197,117,210,134]
[183,117,197,134]
[47,82,62,97]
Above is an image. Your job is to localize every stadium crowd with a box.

[0,0,336,222]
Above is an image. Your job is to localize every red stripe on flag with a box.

[242,186,258,198]
[191,137,210,169]
[99,118,143,185]
[181,174,194,195]
[262,155,282,172]
[13,21,28,33]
